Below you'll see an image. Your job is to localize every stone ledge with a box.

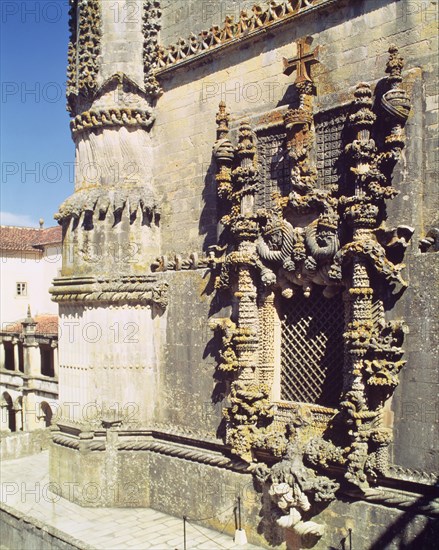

[0,502,96,550]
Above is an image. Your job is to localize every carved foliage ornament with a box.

[211,43,413,538]
[143,0,162,98]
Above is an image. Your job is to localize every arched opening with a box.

[18,343,24,372]
[14,396,23,431]
[4,342,14,371]
[40,345,55,377]
[40,401,53,427]
[2,392,16,432]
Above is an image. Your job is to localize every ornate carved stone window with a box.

[211,41,413,541]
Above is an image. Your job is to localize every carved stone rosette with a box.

[211,44,413,540]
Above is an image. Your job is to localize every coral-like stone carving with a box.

[67,0,101,115]
[143,0,162,98]
[224,380,274,463]
[255,408,339,540]
[210,319,239,372]
[211,42,413,541]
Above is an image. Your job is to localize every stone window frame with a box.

[250,107,349,425]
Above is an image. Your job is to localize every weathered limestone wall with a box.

[0,429,51,461]
[160,0,256,46]
[57,303,165,423]
[154,270,223,434]
[49,443,151,508]
[99,0,145,84]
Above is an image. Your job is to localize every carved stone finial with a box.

[216,101,230,140]
[236,119,257,157]
[382,45,411,123]
[386,44,404,84]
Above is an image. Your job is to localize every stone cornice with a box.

[50,276,168,309]
[156,0,339,75]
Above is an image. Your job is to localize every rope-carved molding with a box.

[344,487,439,518]
[52,434,81,450]
[156,0,336,73]
[51,429,439,517]
[55,188,159,224]
[118,440,250,472]
[50,276,168,308]
[70,107,154,138]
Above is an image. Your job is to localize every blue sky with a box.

[1,1,73,228]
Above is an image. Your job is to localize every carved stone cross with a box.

[283,38,319,85]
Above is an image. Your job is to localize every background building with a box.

[0,223,62,324]
[0,224,61,437]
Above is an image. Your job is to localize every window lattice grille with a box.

[315,108,348,190]
[256,130,292,209]
[280,288,344,407]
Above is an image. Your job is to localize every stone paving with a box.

[0,452,264,550]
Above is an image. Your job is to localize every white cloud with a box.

[0,211,37,227]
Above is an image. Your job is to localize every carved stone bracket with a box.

[419,227,439,252]
[151,253,210,272]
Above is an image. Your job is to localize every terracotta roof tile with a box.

[0,225,62,251]
[33,226,63,247]
[3,315,58,336]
